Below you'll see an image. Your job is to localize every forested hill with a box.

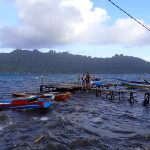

[0,49,150,74]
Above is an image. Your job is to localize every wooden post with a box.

[129,92,134,103]
[110,90,115,100]
[41,71,45,87]
[96,87,99,97]
[101,74,103,83]
[143,93,150,106]
[105,91,109,98]
[119,91,124,101]
[89,77,91,89]
[34,136,45,143]
[105,90,114,100]
[40,71,45,93]
[78,74,80,86]
[99,87,102,97]
[40,85,43,93]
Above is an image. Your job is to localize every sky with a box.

[0,0,150,61]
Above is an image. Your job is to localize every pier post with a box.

[111,91,115,100]
[143,93,150,106]
[119,91,124,101]
[99,87,102,97]
[78,74,80,86]
[129,92,134,103]
[106,90,115,100]
[40,85,43,93]
[96,87,99,97]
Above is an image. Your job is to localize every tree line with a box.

[0,49,150,74]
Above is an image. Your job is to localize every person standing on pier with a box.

[81,74,86,89]
[86,72,91,88]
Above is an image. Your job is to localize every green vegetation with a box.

[0,49,150,74]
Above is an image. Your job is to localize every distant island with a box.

[0,49,150,74]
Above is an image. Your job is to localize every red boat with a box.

[0,95,53,109]
[11,92,71,101]
[54,92,71,101]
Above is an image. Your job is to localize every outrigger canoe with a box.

[117,79,150,89]
[11,92,71,101]
[0,95,54,109]
[123,82,150,89]
[117,78,141,84]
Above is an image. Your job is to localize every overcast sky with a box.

[0,0,150,61]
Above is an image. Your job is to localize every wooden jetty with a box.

[40,82,150,106]
[40,83,81,92]
[40,82,120,92]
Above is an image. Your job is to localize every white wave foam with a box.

[33,116,48,121]
[40,117,48,121]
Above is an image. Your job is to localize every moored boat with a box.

[119,80,150,89]
[54,92,71,101]
[12,92,54,98]
[0,95,53,109]
[11,91,71,101]
[116,78,142,84]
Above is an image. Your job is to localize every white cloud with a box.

[0,0,150,49]
[101,18,150,46]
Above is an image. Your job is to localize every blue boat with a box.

[0,95,54,109]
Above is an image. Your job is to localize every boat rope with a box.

[107,0,150,32]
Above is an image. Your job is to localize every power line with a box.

[108,0,150,32]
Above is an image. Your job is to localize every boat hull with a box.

[54,92,71,101]
[123,82,150,89]
[117,78,150,89]
[0,96,52,109]
[12,92,71,101]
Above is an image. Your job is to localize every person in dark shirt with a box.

[86,72,91,88]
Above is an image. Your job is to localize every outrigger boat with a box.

[117,78,150,89]
[11,91,71,101]
[0,95,54,109]
[123,82,150,89]
[117,78,140,84]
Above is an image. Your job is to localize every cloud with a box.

[101,18,150,46]
[0,0,150,49]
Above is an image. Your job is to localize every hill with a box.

[0,49,150,74]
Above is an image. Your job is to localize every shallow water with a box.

[0,73,150,150]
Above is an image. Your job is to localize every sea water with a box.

[0,73,150,150]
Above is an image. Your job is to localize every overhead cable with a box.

[108,0,150,31]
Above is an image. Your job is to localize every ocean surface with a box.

[0,73,150,150]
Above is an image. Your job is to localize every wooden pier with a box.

[40,83,81,92]
[40,83,119,92]
[40,82,150,106]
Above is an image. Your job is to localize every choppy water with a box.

[0,73,150,150]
